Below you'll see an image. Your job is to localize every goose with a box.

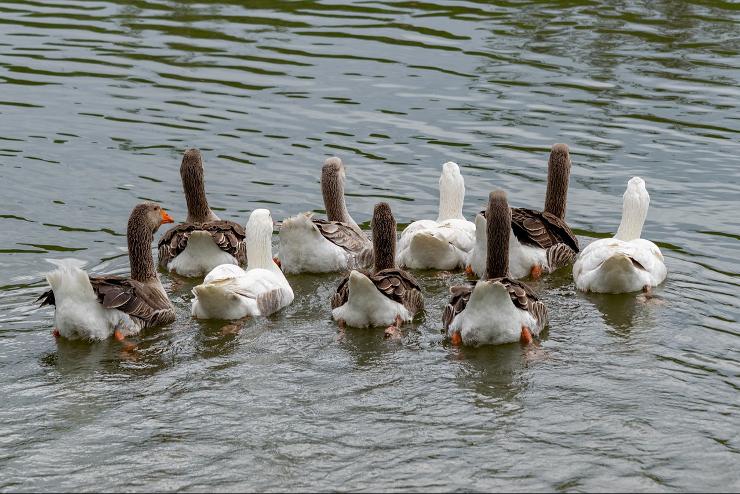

[443,191,548,347]
[466,144,579,279]
[38,202,176,341]
[278,157,372,274]
[158,149,247,277]
[397,161,475,270]
[191,208,293,320]
[331,202,423,338]
[573,177,666,294]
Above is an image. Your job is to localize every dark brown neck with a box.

[181,150,216,223]
[322,175,350,224]
[485,191,511,280]
[127,214,157,282]
[544,143,571,219]
[372,202,396,272]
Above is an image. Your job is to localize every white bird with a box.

[192,209,293,320]
[331,202,423,338]
[397,161,475,270]
[38,203,176,341]
[279,157,372,274]
[443,191,547,347]
[159,149,247,277]
[466,144,579,279]
[573,177,666,294]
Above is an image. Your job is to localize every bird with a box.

[38,202,176,341]
[443,191,548,347]
[158,148,247,277]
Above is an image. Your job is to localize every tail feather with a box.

[43,258,96,305]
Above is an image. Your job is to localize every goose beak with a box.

[160,210,174,224]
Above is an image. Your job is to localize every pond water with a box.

[1,0,738,491]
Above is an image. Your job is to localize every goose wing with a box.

[158,220,246,267]
[313,219,370,254]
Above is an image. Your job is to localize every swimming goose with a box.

[38,202,176,341]
[573,177,666,293]
[397,162,475,270]
[443,191,548,347]
[279,157,372,274]
[158,149,247,277]
[331,202,423,337]
[192,209,293,320]
[466,144,579,279]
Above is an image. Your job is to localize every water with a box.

[1,0,739,491]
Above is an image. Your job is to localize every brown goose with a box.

[444,191,547,347]
[278,157,372,274]
[331,202,423,338]
[158,148,246,277]
[38,202,176,341]
[466,144,579,279]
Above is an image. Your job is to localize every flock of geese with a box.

[38,144,667,347]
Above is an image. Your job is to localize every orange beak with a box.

[160,210,174,224]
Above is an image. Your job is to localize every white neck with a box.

[437,162,466,222]
[614,177,650,241]
[245,211,281,274]
[474,213,487,249]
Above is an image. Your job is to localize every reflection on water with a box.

[1,0,739,491]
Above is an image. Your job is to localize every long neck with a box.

[615,189,648,241]
[246,227,275,271]
[437,167,465,222]
[373,220,396,273]
[485,200,510,280]
[544,157,570,220]
[128,219,156,282]
[322,172,355,227]
[182,167,217,224]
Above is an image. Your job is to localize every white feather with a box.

[332,271,411,328]
[278,212,353,274]
[167,230,238,277]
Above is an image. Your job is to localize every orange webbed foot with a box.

[450,331,462,346]
[273,257,282,269]
[464,265,474,277]
[530,265,543,279]
[52,329,61,339]
[384,315,403,340]
[520,326,533,345]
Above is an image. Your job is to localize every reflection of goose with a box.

[466,144,579,279]
[38,203,176,341]
[443,191,547,347]
[279,157,372,274]
[397,162,475,270]
[192,209,293,320]
[158,149,247,277]
[332,203,423,337]
[574,177,667,294]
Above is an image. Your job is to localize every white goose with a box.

[466,144,579,279]
[443,191,548,347]
[159,149,247,277]
[397,161,475,270]
[331,202,423,337]
[279,157,372,274]
[38,203,176,341]
[192,209,293,320]
[573,177,666,294]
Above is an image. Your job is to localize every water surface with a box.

[1,0,739,491]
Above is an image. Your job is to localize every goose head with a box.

[484,190,511,280]
[128,202,174,281]
[371,202,397,272]
[543,143,572,220]
[437,161,466,222]
[246,208,278,271]
[180,148,219,224]
[615,177,650,242]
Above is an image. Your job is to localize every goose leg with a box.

[450,330,462,347]
[464,265,475,276]
[52,329,60,339]
[114,327,136,352]
[384,315,403,339]
[520,326,533,345]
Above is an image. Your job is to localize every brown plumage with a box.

[157,148,247,270]
[38,202,176,330]
[442,277,547,332]
[331,202,423,318]
[158,220,247,268]
[444,191,547,336]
